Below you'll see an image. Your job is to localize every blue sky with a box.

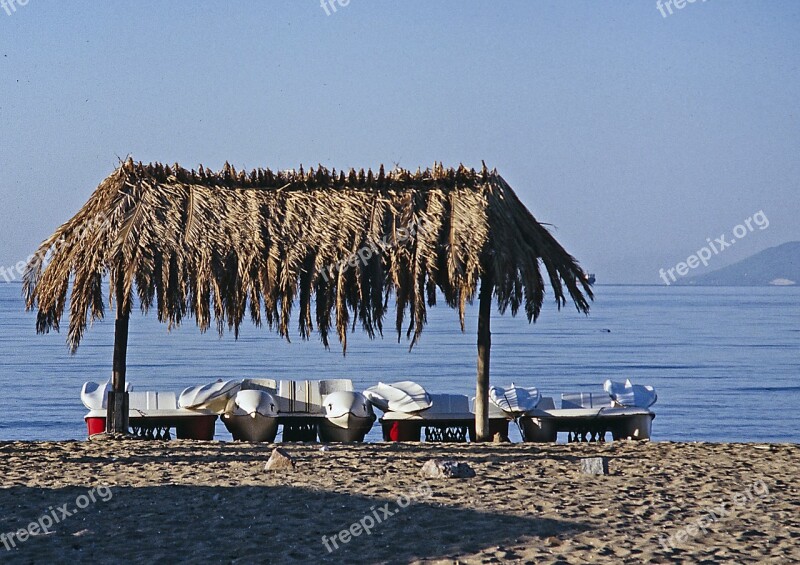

[0,1,797,283]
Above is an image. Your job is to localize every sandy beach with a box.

[0,440,797,564]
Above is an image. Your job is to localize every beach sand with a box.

[0,440,797,564]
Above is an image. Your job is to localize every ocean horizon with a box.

[1,283,798,443]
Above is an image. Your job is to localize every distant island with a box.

[678,241,799,286]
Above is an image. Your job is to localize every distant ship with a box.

[585,273,596,286]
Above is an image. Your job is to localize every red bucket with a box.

[86,417,106,436]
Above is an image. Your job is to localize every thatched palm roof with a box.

[24,159,592,352]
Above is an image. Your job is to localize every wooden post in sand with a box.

[106,274,130,434]
[475,271,493,442]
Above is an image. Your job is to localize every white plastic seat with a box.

[363,381,432,413]
[426,394,470,415]
[603,379,657,408]
[129,391,178,411]
[178,379,241,412]
[80,381,132,410]
[561,392,613,409]
[489,383,541,416]
[276,380,352,414]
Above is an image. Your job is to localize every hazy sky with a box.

[1,1,797,283]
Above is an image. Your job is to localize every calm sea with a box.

[0,283,797,443]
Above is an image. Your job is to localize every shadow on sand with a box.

[0,484,589,564]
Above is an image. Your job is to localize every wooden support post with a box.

[107,275,130,434]
[475,271,493,442]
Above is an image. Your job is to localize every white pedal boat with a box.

[318,391,376,442]
[222,389,280,442]
[81,381,219,440]
[519,380,657,442]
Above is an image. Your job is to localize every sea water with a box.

[0,283,797,443]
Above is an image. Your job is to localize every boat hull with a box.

[609,412,654,440]
[520,409,655,442]
[222,414,280,442]
[318,413,376,442]
[519,416,559,442]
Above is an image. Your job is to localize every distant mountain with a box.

[680,241,800,286]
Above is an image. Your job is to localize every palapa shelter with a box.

[24,159,592,440]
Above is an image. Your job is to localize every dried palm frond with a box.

[24,159,592,353]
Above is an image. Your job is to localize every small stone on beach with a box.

[420,459,476,479]
[264,447,295,472]
[580,457,610,475]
